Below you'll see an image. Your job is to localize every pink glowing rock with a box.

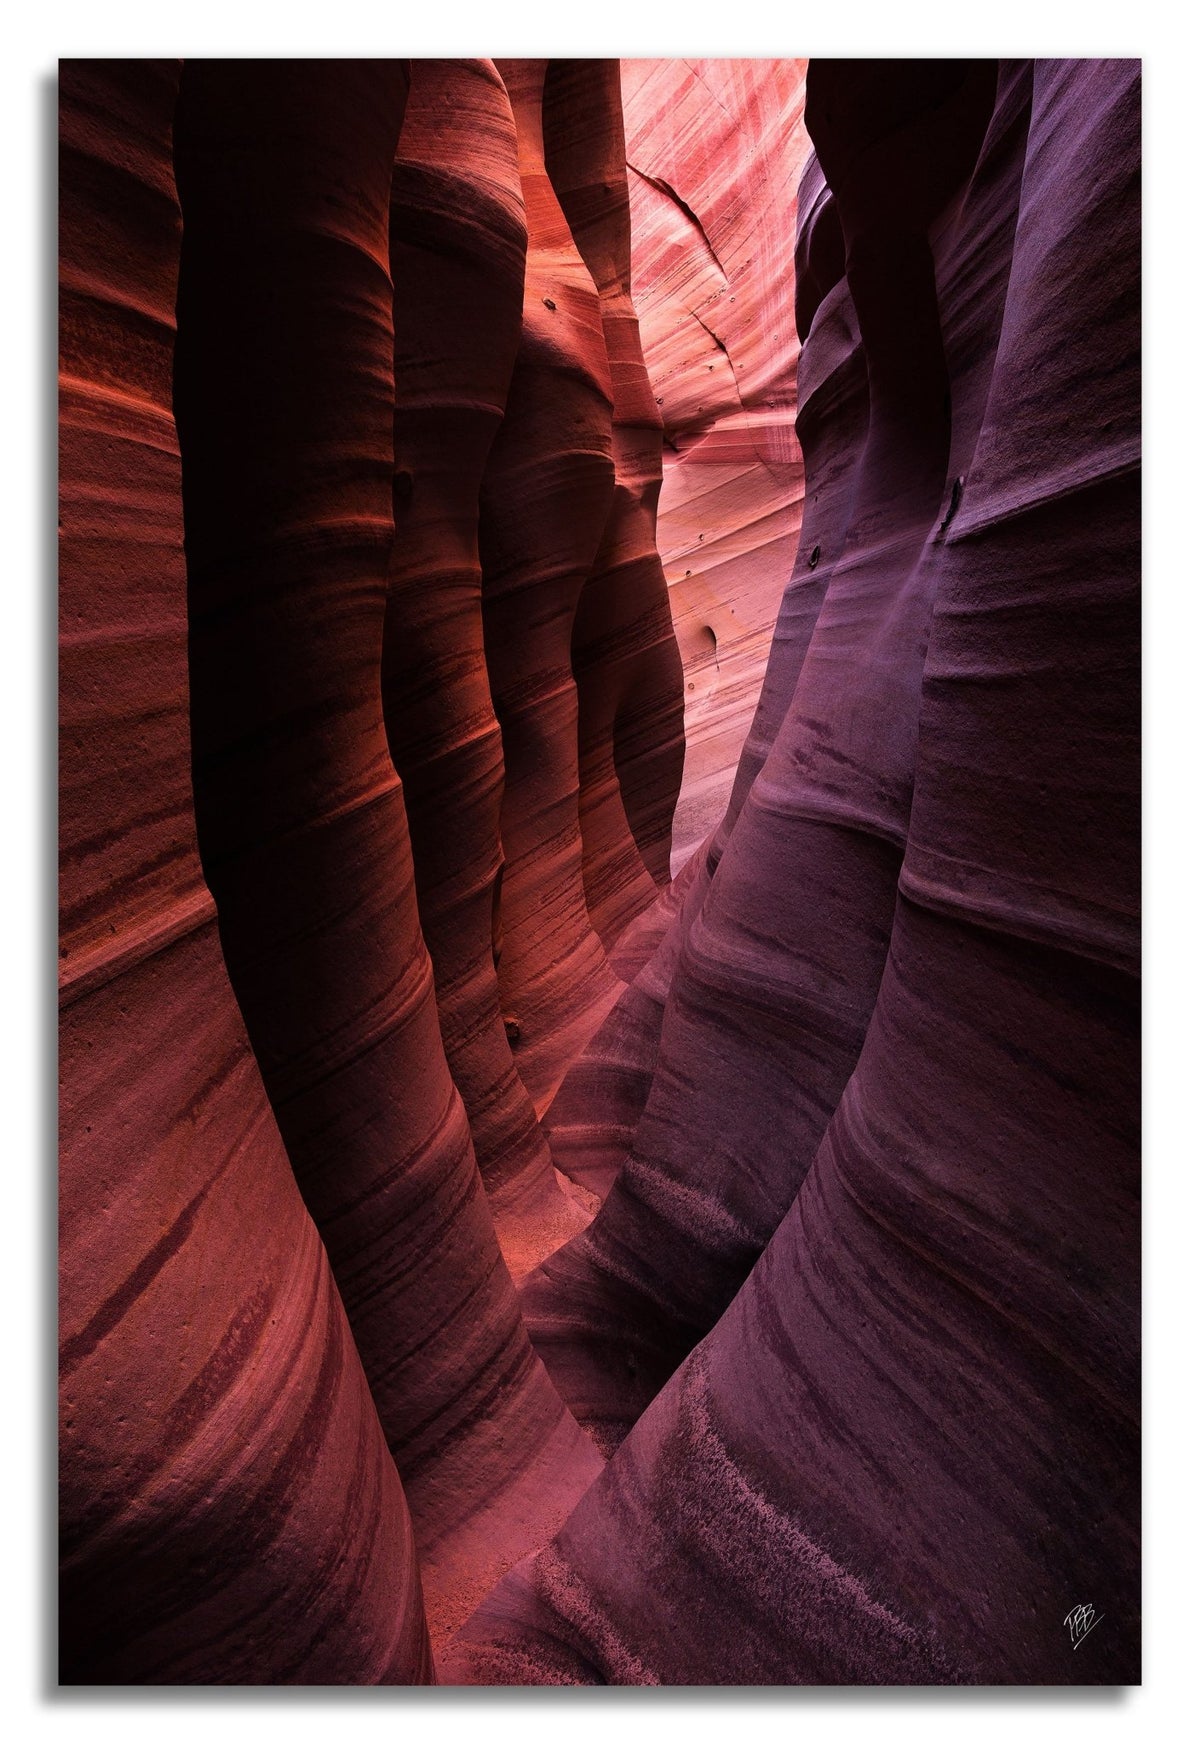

[622,58,812,867]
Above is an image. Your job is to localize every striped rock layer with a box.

[170,58,603,1656]
[58,58,431,1685]
[381,59,588,1280]
[60,56,1138,1689]
[522,55,1007,1446]
[451,57,1140,1685]
[622,58,813,868]
[59,55,693,1682]
[479,59,624,1113]
[543,59,686,925]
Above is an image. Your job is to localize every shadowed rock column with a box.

[449,56,1139,1687]
[381,59,588,1281]
[520,62,1004,1451]
[480,59,621,1112]
[543,58,686,927]
[172,57,601,1659]
[59,59,430,1684]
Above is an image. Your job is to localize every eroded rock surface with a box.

[544,59,685,923]
[171,58,603,1655]
[59,59,431,1684]
[478,59,624,1114]
[452,56,1140,1685]
[382,59,587,1282]
[622,58,813,868]
[60,56,1139,1689]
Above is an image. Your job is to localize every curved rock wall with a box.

[543,59,685,920]
[479,59,623,1112]
[60,55,1138,1689]
[452,56,1140,1685]
[59,54,684,1680]
[59,59,431,1684]
[381,59,586,1280]
[171,58,602,1655]
[622,58,812,868]
[521,59,1007,1446]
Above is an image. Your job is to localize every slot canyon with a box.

[58,56,1140,1685]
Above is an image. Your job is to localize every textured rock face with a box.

[59,54,685,1680]
[381,59,586,1279]
[543,59,686,921]
[535,140,864,1235]
[478,60,623,1115]
[60,56,1138,1690]
[622,59,812,868]
[522,58,1007,1446]
[533,61,819,1201]
[171,58,601,1653]
[58,59,430,1684]
[453,57,1140,1684]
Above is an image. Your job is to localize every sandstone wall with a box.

[454,58,1141,1686]
[59,57,1139,1688]
[622,58,812,867]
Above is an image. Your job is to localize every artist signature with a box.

[1064,1603,1104,1650]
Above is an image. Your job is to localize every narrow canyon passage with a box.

[58,56,1140,1687]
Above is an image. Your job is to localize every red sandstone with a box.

[58,56,1140,1689]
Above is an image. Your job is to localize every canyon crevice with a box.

[59,56,1140,1686]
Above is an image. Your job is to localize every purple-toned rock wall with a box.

[59,56,1139,1687]
[453,57,1140,1685]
